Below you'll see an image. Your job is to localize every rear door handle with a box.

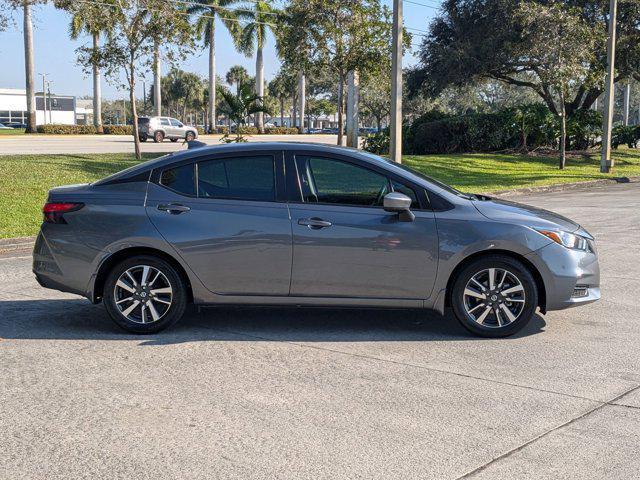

[298,217,332,229]
[157,203,191,214]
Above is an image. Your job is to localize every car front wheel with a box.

[153,131,164,143]
[103,255,187,334]
[451,255,538,337]
[185,131,195,142]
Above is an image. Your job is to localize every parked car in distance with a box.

[6,122,27,129]
[137,116,198,143]
[34,143,600,337]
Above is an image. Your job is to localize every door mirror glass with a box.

[383,192,415,222]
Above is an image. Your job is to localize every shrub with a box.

[612,124,640,149]
[103,125,133,135]
[264,127,299,135]
[36,124,97,134]
[237,126,259,135]
[362,128,390,154]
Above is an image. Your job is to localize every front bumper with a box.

[526,241,600,311]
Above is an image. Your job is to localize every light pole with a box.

[389,0,403,163]
[46,80,53,124]
[601,0,618,173]
[38,73,47,125]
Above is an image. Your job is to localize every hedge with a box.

[36,124,98,134]
[264,127,299,135]
[237,126,259,134]
[103,125,133,135]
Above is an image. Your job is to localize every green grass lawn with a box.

[1,149,639,239]
[0,128,26,135]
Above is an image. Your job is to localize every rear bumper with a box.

[526,241,600,311]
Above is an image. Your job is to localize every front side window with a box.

[391,180,419,209]
[198,156,275,201]
[296,156,390,207]
[170,118,183,127]
[160,163,195,196]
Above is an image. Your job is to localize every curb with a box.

[0,236,36,256]
[489,176,640,197]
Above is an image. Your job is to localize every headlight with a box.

[535,229,592,252]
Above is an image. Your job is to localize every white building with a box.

[0,88,77,125]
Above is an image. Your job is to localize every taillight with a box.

[42,202,84,224]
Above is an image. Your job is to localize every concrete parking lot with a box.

[1,183,639,479]
[0,134,341,155]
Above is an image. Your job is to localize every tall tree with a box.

[188,0,241,132]
[8,0,46,133]
[81,0,192,159]
[410,0,640,117]
[226,65,249,94]
[268,70,296,126]
[235,0,279,133]
[518,3,596,168]
[56,0,116,133]
[278,0,397,145]
[218,81,270,141]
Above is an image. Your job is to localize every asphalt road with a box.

[0,134,342,155]
[1,184,639,479]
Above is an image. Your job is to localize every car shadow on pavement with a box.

[0,298,547,344]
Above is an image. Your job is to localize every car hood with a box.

[472,196,580,232]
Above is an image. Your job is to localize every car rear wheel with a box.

[103,255,187,334]
[139,134,148,142]
[451,255,538,337]
[185,131,195,142]
[153,131,164,143]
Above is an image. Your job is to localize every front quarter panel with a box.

[427,200,553,313]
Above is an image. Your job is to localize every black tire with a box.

[153,131,164,143]
[103,255,188,334]
[185,131,195,142]
[139,134,148,142]
[451,255,538,338]
[170,138,178,142]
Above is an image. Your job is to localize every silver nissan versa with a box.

[33,143,600,337]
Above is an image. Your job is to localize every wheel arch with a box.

[444,249,547,313]
[92,246,194,304]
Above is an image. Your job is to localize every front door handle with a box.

[158,203,191,214]
[298,217,332,229]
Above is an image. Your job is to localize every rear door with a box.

[286,152,439,300]
[146,150,292,296]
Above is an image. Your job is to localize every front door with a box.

[146,152,292,296]
[288,154,439,299]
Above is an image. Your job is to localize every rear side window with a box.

[160,163,195,196]
[197,156,275,201]
[160,118,171,126]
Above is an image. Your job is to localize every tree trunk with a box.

[92,31,103,132]
[153,40,161,116]
[280,98,284,126]
[129,58,142,160]
[346,70,360,148]
[292,95,297,129]
[23,1,36,133]
[337,74,345,146]
[255,44,265,133]
[559,91,566,170]
[208,20,216,133]
[297,71,306,134]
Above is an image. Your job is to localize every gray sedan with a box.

[33,143,600,337]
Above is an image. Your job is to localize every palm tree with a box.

[235,0,279,133]
[226,65,249,95]
[218,81,270,142]
[188,0,241,133]
[65,1,114,133]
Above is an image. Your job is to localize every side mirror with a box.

[383,192,415,222]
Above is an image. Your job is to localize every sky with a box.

[0,1,439,100]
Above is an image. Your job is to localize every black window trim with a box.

[286,150,432,211]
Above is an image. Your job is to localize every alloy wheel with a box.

[463,268,526,328]
[113,265,173,324]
